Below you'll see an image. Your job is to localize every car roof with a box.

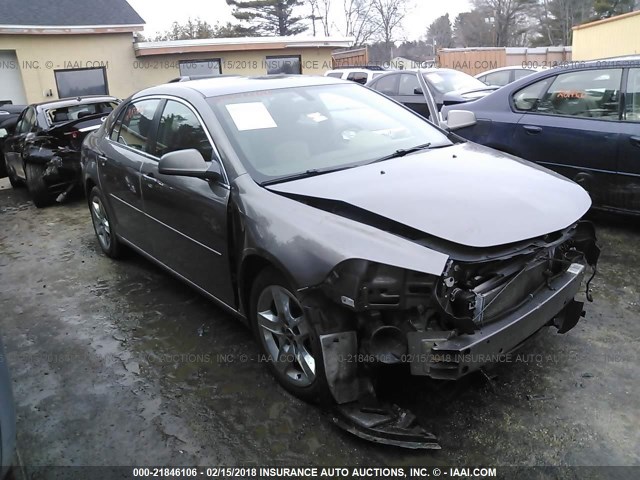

[134,75,351,99]
[475,66,546,75]
[33,95,118,109]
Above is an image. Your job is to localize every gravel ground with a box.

[0,177,638,474]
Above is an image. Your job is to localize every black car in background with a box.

[442,57,640,215]
[0,104,26,179]
[3,96,118,207]
[367,68,497,117]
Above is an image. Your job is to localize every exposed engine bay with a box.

[305,219,600,449]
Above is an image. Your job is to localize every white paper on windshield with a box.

[226,102,277,131]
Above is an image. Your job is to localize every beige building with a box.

[0,0,352,105]
[572,10,640,61]
[437,47,572,75]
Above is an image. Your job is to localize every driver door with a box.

[140,99,235,305]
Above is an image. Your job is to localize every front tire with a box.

[4,156,23,188]
[89,186,121,258]
[25,163,54,207]
[250,268,330,403]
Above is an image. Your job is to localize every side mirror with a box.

[414,87,424,95]
[158,149,222,181]
[446,110,477,131]
[0,128,6,139]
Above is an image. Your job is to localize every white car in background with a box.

[475,66,547,87]
[324,67,388,85]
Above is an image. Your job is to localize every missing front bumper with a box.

[407,263,586,380]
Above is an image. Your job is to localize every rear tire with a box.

[25,163,54,207]
[88,186,121,258]
[250,267,331,403]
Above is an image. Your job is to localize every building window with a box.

[54,67,108,98]
[179,59,222,77]
[265,55,301,75]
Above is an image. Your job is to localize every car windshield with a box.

[207,83,453,184]
[423,70,488,94]
[45,101,118,126]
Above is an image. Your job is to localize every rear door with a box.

[511,68,623,209]
[140,98,235,304]
[99,98,162,252]
[617,67,640,212]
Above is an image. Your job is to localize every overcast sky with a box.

[127,0,472,41]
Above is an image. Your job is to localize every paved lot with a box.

[0,177,638,470]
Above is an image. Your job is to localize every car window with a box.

[513,77,555,111]
[208,83,453,184]
[373,74,399,96]
[484,70,511,87]
[113,99,161,153]
[346,72,368,84]
[372,72,384,79]
[398,74,421,95]
[45,102,117,126]
[17,108,36,134]
[14,111,27,135]
[624,68,640,122]
[535,69,622,120]
[156,100,213,160]
[477,75,487,84]
[326,72,343,79]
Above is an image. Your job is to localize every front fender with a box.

[234,175,449,289]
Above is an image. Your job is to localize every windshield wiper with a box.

[262,166,353,186]
[366,143,432,165]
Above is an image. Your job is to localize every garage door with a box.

[0,51,27,105]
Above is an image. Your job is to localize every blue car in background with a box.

[443,57,640,215]
[0,337,16,479]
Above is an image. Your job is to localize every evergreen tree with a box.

[226,0,309,36]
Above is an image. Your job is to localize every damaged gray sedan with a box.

[81,76,599,449]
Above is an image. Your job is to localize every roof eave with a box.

[0,24,144,35]
[134,37,354,57]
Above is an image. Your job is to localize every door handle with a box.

[523,125,542,135]
[143,173,164,187]
[630,136,640,148]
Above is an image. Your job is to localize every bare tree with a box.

[472,0,538,46]
[371,0,408,61]
[342,0,379,46]
[307,0,332,36]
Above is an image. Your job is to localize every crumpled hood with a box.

[268,142,591,248]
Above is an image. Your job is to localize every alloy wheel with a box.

[91,196,111,250]
[256,285,317,387]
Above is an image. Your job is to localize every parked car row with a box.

[77,75,599,448]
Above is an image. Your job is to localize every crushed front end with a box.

[310,221,599,448]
